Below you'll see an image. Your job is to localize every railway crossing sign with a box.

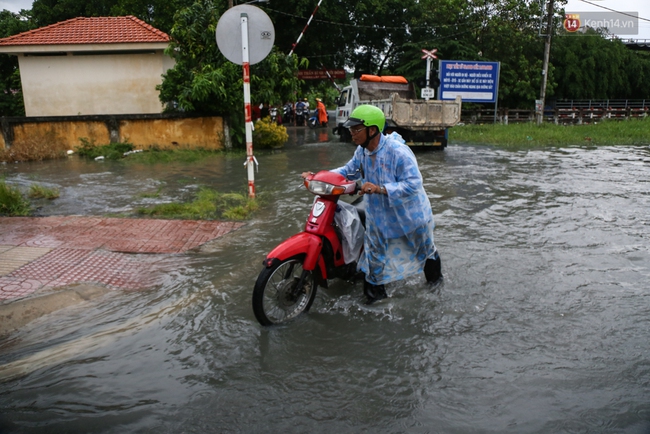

[421,48,438,60]
[421,48,439,100]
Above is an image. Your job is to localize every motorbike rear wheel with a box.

[252,257,318,326]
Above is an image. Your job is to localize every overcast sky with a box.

[1,0,649,40]
[0,0,31,14]
[565,0,650,39]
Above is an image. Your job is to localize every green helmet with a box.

[342,105,385,132]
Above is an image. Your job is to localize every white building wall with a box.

[18,51,173,116]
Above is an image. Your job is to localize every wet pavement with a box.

[0,216,243,301]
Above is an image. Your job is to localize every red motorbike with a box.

[252,171,364,326]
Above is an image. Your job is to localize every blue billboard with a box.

[439,60,500,103]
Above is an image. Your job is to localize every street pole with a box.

[241,13,257,198]
[537,0,555,125]
[538,0,554,125]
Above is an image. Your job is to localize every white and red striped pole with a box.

[241,13,257,198]
[288,0,324,56]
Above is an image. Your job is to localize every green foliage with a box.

[28,184,60,199]
[551,29,650,100]
[135,187,258,220]
[156,0,305,147]
[0,181,31,216]
[75,138,134,160]
[450,118,650,147]
[105,0,184,33]
[30,0,186,31]
[6,0,650,119]
[227,114,247,150]
[252,117,289,149]
[0,10,34,116]
[303,82,340,109]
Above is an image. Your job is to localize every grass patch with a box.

[28,184,60,200]
[0,181,31,216]
[135,187,258,220]
[127,148,242,164]
[76,138,135,160]
[450,118,650,147]
[138,187,163,199]
[76,141,245,164]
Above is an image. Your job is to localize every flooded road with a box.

[1,128,649,433]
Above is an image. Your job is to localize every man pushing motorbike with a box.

[302,105,442,304]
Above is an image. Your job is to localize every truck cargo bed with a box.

[360,94,462,130]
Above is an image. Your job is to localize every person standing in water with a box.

[303,105,442,304]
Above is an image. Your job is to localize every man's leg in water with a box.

[424,251,443,284]
[363,280,387,304]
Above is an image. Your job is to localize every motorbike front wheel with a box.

[307,118,318,129]
[252,257,318,326]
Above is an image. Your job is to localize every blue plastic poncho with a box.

[332,132,437,285]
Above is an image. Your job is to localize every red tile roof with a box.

[0,16,170,46]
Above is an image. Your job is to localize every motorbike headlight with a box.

[305,180,346,196]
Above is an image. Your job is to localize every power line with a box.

[265,7,483,32]
[576,0,650,23]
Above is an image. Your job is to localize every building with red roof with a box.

[0,16,174,117]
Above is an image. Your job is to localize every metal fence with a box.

[461,99,650,124]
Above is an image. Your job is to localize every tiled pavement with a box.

[0,216,244,301]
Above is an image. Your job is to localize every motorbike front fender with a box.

[265,232,327,277]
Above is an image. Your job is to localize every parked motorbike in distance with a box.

[282,103,294,124]
[252,171,364,326]
[269,107,279,124]
[295,106,307,126]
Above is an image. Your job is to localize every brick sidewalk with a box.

[0,216,244,301]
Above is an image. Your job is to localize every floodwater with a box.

[1,127,649,433]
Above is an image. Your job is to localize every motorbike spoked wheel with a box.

[252,257,318,326]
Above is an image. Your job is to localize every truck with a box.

[333,75,462,149]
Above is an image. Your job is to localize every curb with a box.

[0,284,111,336]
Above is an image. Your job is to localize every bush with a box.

[252,117,288,149]
[76,138,135,160]
[0,181,30,216]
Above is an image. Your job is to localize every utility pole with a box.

[537,0,555,125]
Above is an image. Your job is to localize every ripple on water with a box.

[1,143,649,432]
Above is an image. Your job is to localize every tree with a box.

[157,0,306,147]
[8,0,649,121]
[475,0,551,108]
[0,10,34,116]
[551,29,650,100]
[31,0,187,32]
[268,0,350,70]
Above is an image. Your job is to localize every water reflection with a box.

[1,137,649,433]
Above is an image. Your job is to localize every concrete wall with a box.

[119,117,225,150]
[18,51,172,117]
[1,114,226,153]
